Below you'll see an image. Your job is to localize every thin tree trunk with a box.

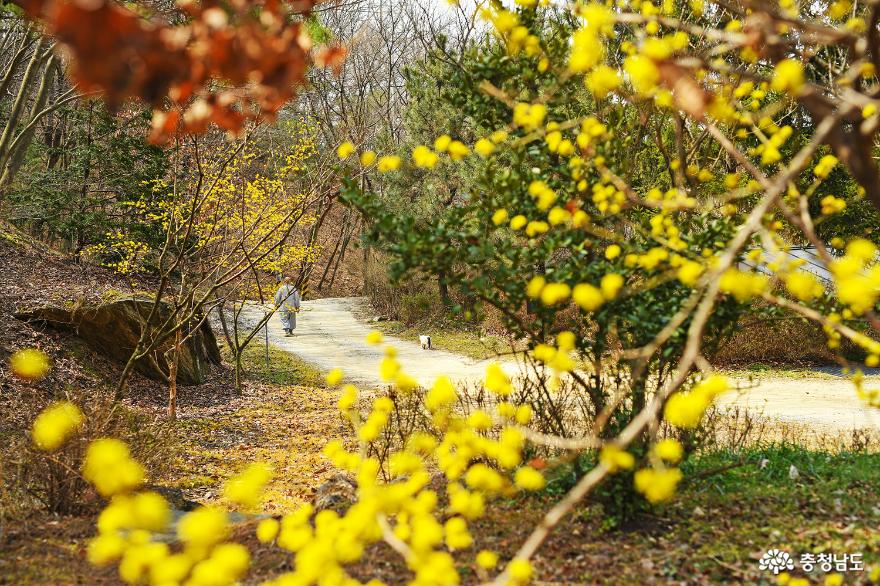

[166,328,182,420]
[438,269,451,307]
[0,29,33,99]
[0,37,46,184]
[0,56,57,189]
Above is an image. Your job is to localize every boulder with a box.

[16,295,221,385]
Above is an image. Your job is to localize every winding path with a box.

[236,297,520,389]
[237,297,880,433]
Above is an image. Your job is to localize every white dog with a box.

[419,335,432,350]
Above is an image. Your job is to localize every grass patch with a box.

[719,364,880,381]
[220,331,326,387]
[370,318,520,360]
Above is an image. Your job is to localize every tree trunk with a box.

[0,55,57,190]
[166,329,182,420]
[438,269,451,307]
[0,36,46,200]
[234,351,244,394]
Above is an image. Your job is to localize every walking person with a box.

[274,277,301,336]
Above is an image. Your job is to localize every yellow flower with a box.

[586,65,621,99]
[677,260,704,287]
[256,518,280,543]
[377,155,402,172]
[87,533,127,566]
[365,331,384,345]
[412,145,439,169]
[492,208,509,225]
[448,140,471,161]
[573,283,605,311]
[653,438,683,463]
[83,438,144,497]
[514,466,546,491]
[664,376,728,428]
[444,516,473,550]
[820,195,846,215]
[178,506,230,548]
[624,55,660,95]
[131,491,171,531]
[476,549,499,569]
[485,363,512,396]
[540,282,571,305]
[475,138,495,158]
[337,384,358,412]
[223,462,273,509]
[152,554,194,585]
[600,444,635,472]
[784,272,822,302]
[568,26,603,72]
[508,559,533,583]
[814,154,838,178]
[10,348,51,380]
[325,367,344,386]
[526,275,546,298]
[600,273,624,299]
[512,102,547,130]
[425,376,458,412]
[605,244,621,260]
[771,59,805,95]
[434,134,452,152]
[548,206,571,226]
[491,130,509,143]
[31,401,84,451]
[525,221,549,237]
[719,268,769,302]
[634,467,682,503]
[360,150,377,166]
[379,356,400,381]
[336,141,355,159]
[510,215,528,230]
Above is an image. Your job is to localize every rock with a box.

[372,316,388,322]
[312,473,357,514]
[149,485,200,511]
[15,294,221,385]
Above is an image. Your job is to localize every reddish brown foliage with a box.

[15,0,333,142]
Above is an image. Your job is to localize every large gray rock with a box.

[16,295,221,385]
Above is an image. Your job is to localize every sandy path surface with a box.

[236,297,520,389]
[717,377,880,431]
[237,297,880,432]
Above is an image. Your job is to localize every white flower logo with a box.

[759,549,795,574]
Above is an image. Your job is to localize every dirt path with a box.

[236,297,520,389]
[237,297,880,432]
[716,377,880,431]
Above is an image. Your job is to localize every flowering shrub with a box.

[16,0,880,583]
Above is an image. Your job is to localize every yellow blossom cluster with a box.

[664,375,729,429]
[10,347,51,380]
[830,239,880,315]
[31,400,83,451]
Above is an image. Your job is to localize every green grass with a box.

[718,363,880,381]
[370,319,521,360]
[220,333,325,387]
[500,444,880,583]
[682,444,879,496]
